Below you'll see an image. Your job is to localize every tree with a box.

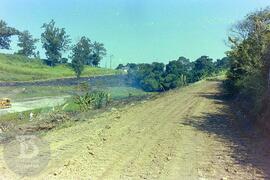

[91,41,107,67]
[116,64,125,70]
[127,62,165,92]
[71,37,92,78]
[60,58,68,64]
[192,56,214,81]
[0,20,19,49]
[224,7,270,121]
[17,30,38,57]
[215,57,230,70]
[226,8,270,95]
[41,20,71,66]
[166,57,191,76]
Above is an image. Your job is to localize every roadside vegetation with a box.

[0,84,154,136]
[224,7,270,125]
[117,56,229,92]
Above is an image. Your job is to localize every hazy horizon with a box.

[1,0,270,67]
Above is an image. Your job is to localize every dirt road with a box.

[1,81,270,179]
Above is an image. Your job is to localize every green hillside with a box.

[0,53,122,82]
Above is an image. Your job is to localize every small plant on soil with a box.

[74,91,111,111]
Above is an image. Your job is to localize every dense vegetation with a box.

[118,56,229,92]
[225,7,270,121]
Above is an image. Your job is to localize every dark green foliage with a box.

[215,57,230,71]
[124,54,225,92]
[128,63,165,92]
[71,37,92,78]
[166,57,191,76]
[225,7,270,117]
[191,56,215,81]
[71,39,106,67]
[116,64,125,70]
[0,20,19,49]
[60,58,68,64]
[163,74,187,90]
[41,20,71,66]
[91,41,107,67]
[140,77,161,92]
[126,60,189,92]
[17,30,39,57]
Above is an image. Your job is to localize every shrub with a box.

[74,91,110,111]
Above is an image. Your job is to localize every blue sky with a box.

[1,0,270,67]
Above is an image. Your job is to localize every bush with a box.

[140,77,162,92]
[74,91,110,111]
[125,55,226,92]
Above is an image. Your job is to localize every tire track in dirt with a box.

[98,98,201,179]
[45,83,206,167]
[1,81,268,179]
[42,82,209,179]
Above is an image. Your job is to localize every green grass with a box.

[107,87,155,100]
[0,86,155,134]
[58,86,155,112]
[0,53,123,82]
[0,85,75,100]
[0,85,153,102]
[206,70,228,81]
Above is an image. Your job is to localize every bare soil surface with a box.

[1,81,270,179]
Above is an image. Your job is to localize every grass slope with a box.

[0,53,122,82]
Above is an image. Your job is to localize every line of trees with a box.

[0,19,107,74]
[117,56,229,92]
[225,7,270,121]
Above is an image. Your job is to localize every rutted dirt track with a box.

[1,81,270,179]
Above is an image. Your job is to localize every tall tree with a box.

[192,56,214,81]
[41,20,71,66]
[226,8,270,94]
[215,57,230,70]
[0,20,19,49]
[91,41,107,67]
[166,56,191,76]
[17,30,39,57]
[71,37,92,78]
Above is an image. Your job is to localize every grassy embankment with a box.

[0,86,154,101]
[0,53,122,82]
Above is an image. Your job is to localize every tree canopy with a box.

[91,41,107,67]
[0,20,19,49]
[41,20,71,66]
[225,7,270,118]
[17,30,39,57]
[71,36,92,78]
[122,55,226,92]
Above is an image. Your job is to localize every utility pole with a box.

[110,55,114,69]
